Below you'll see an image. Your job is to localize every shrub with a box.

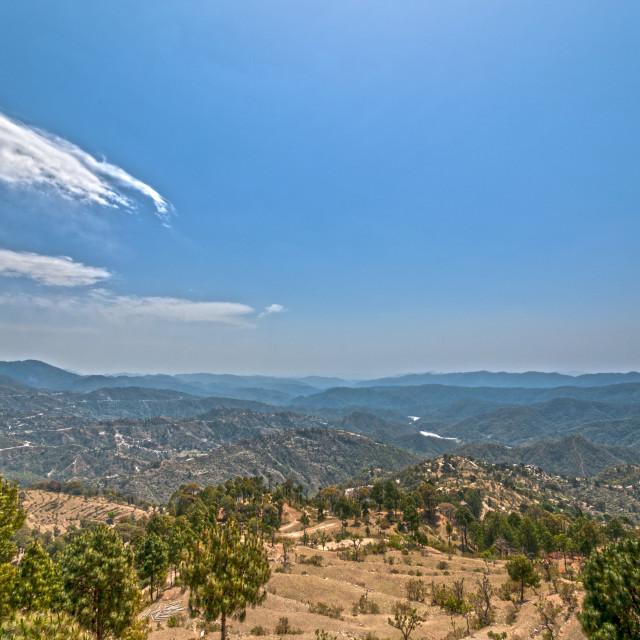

[274,618,302,635]
[167,614,186,628]
[405,579,426,602]
[299,554,323,567]
[558,581,578,611]
[308,602,344,619]
[393,601,413,615]
[352,594,381,615]
[251,626,268,635]
[505,604,518,625]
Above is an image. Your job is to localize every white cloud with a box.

[88,291,254,324]
[259,303,287,318]
[0,111,173,223]
[0,290,255,326]
[0,248,112,286]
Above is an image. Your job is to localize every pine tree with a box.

[59,524,144,640]
[455,506,475,551]
[0,610,93,640]
[14,540,62,612]
[168,516,193,585]
[181,518,270,640]
[135,533,169,601]
[580,538,640,639]
[0,474,26,620]
[506,555,539,601]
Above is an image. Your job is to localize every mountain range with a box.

[2,359,640,496]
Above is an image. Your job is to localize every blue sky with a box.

[0,1,638,376]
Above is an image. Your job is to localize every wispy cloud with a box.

[89,291,254,324]
[0,111,173,223]
[259,303,287,318]
[0,248,112,286]
[0,290,255,326]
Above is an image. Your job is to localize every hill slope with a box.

[105,428,420,502]
[294,382,640,415]
[438,397,640,445]
[452,434,640,477]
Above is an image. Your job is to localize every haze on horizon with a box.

[0,2,638,377]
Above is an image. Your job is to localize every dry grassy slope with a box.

[20,490,588,639]
[143,516,588,640]
[20,490,149,533]
[394,456,640,522]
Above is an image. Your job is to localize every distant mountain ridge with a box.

[293,382,640,415]
[0,360,339,403]
[3,360,640,406]
[4,359,640,494]
[437,397,640,446]
[356,370,640,388]
[452,434,640,478]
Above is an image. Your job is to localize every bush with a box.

[405,579,426,602]
[364,539,387,555]
[251,626,268,635]
[299,554,323,567]
[558,581,578,611]
[167,614,186,628]
[505,604,518,625]
[308,602,344,619]
[393,601,414,615]
[352,594,381,615]
[274,618,302,635]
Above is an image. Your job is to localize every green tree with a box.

[0,610,93,640]
[181,518,270,640]
[370,481,384,513]
[580,538,640,639]
[455,506,475,551]
[168,516,193,586]
[571,517,601,557]
[418,483,438,524]
[14,540,62,612]
[59,524,144,640]
[135,533,169,601]
[519,517,539,556]
[402,497,421,537]
[506,555,539,601]
[603,518,626,542]
[383,481,400,520]
[299,511,310,544]
[387,607,424,640]
[333,496,354,527]
[261,504,279,546]
[0,474,26,620]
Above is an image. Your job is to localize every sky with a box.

[0,1,638,377]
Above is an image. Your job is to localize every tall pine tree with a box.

[0,474,26,620]
[59,524,144,640]
[181,518,270,640]
[13,540,62,613]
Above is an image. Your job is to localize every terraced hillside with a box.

[20,489,149,534]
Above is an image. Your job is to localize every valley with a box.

[3,359,640,640]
